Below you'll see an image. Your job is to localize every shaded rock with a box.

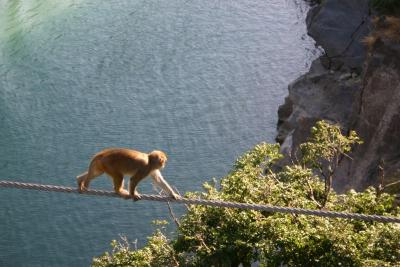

[276,58,361,155]
[339,73,352,80]
[276,1,400,192]
[306,0,372,71]
[277,0,372,152]
[334,37,400,192]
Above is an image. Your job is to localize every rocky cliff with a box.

[276,0,400,192]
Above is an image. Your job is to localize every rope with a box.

[1,180,399,223]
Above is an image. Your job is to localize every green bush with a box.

[92,221,179,267]
[93,121,400,267]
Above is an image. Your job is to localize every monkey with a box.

[76,148,180,201]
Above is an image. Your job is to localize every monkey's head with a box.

[149,150,167,169]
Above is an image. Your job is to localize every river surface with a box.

[0,0,319,266]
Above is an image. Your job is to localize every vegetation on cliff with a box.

[364,16,400,48]
[92,121,400,267]
[371,0,400,15]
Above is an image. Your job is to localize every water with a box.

[0,0,319,266]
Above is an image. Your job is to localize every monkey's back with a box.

[93,148,149,176]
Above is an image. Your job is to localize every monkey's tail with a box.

[76,153,104,182]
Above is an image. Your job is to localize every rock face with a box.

[276,0,400,192]
[277,0,371,161]
[306,0,371,71]
[276,58,361,156]
[335,33,400,192]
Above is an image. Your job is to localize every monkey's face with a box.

[159,156,167,169]
[149,150,167,169]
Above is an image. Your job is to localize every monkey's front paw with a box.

[78,185,87,193]
[171,193,182,200]
[133,193,142,201]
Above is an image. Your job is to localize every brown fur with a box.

[76,148,179,200]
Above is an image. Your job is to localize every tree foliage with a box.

[300,121,363,207]
[93,121,400,267]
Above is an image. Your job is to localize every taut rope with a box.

[1,180,399,223]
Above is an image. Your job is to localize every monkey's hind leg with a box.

[109,172,129,199]
[78,160,104,191]
[129,174,144,201]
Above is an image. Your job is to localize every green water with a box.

[0,0,319,266]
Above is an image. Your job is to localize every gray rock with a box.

[339,73,352,80]
[276,1,400,192]
[334,38,400,192]
[307,0,372,72]
[276,58,361,153]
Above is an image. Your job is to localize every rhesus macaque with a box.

[76,148,180,201]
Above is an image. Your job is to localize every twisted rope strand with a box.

[1,180,399,223]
